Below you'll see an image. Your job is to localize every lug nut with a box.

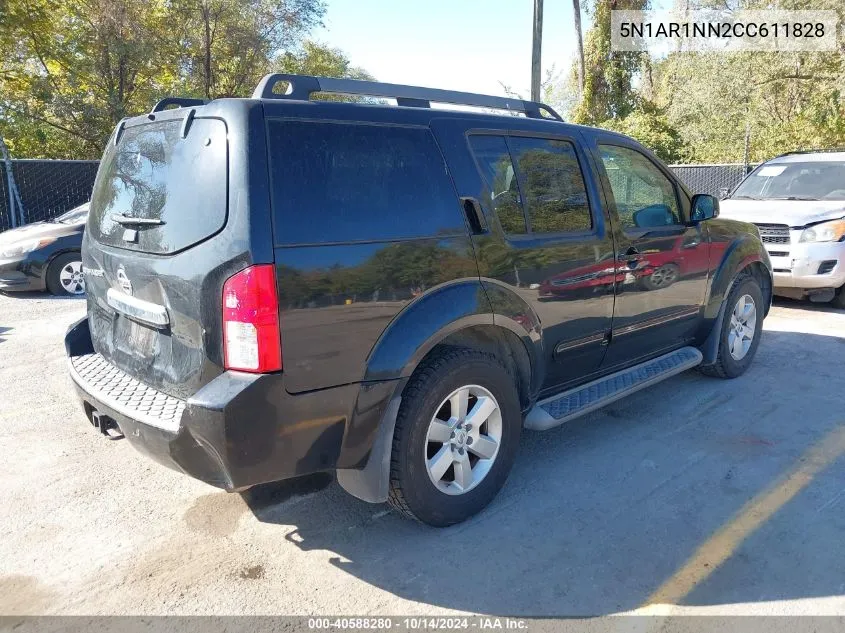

[465,424,472,432]
[467,437,473,445]
[458,447,465,455]
[450,431,455,439]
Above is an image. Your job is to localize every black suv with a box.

[66,74,772,526]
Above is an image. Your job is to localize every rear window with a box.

[267,121,464,245]
[89,118,227,254]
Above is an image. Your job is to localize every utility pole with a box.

[0,135,24,228]
[531,0,544,102]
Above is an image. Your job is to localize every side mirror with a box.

[690,193,719,223]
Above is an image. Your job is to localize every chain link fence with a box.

[669,163,756,197]
[1,159,754,233]
[0,160,99,232]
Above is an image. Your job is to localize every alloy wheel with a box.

[728,294,756,360]
[424,384,502,495]
[59,260,85,295]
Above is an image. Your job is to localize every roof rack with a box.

[150,97,207,113]
[251,73,563,121]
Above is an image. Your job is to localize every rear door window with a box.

[469,134,593,235]
[89,118,228,254]
[267,121,464,245]
[468,135,527,234]
[508,137,592,234]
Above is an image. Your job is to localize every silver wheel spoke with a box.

[424,384,503,496]
[428,445,453,483]
[465,396,496,429]
[427,420,453,443]
[452,451,473,490]
[450,388,469,420]
[469,435,498,460]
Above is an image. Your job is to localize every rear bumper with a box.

[65,317,363,491]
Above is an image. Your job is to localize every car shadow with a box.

[239,329,845,616]
[772,295,844,314]
[0,290,84,301]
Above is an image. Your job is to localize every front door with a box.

[588,134,710,367]
[433,118,617,393]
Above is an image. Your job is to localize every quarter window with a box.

[598,145,680,229]
[267,121,464,245]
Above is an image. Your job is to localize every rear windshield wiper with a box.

[111,214,165,226]
[771,196,819,201]
[729,195,760,200]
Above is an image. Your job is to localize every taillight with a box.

[222,265,282,373]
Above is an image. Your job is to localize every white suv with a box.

[720,150,845,308]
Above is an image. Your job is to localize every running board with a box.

[524,347,703,431]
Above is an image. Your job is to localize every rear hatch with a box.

[83,107,256,399]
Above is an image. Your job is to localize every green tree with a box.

[275,40,373,80]
[171,0,325,99]
[0,0,339,159]
[0,0,178,158]
[570,0,649,125]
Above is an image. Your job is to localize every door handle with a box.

[461,197,488,235]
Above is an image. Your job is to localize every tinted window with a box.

[89,119,227,254]
[598,145,680,228]
[268,121,463,244]
[468,135,527,234]
[508,137,592,234]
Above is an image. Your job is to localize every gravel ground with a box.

[1,290,845,617]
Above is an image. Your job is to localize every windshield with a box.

[731,161,845,201]
[55,203,89,224]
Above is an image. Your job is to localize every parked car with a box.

[65,75,772,527]
[0,202,88,296]
[720,150,845,308]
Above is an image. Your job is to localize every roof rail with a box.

[150,98,207,113]
[251,73,563,121]
[775,147,845,158]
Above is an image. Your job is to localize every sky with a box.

[313,0,582,98]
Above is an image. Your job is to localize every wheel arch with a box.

[42,247,83,287]
[339,280,543,504]
[700,239,772,365]
[704,234,772,319]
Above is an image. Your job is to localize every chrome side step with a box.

[524,346,703,431]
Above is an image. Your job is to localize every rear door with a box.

[83,105,265,399]
[587,133,710,367]
[433,118,617,393]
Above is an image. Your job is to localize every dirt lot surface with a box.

[1,290,844,616]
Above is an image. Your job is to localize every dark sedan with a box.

[0,203,88,296]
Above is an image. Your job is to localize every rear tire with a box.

[388,347,522,527]
[699,274,763,379]
[46,252,85,296]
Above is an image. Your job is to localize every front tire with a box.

[699,274,764,378]
[831,284,845,310]
[388,348,522,527]
[46,252,85,296]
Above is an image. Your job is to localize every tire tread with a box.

[387,347,510,523]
